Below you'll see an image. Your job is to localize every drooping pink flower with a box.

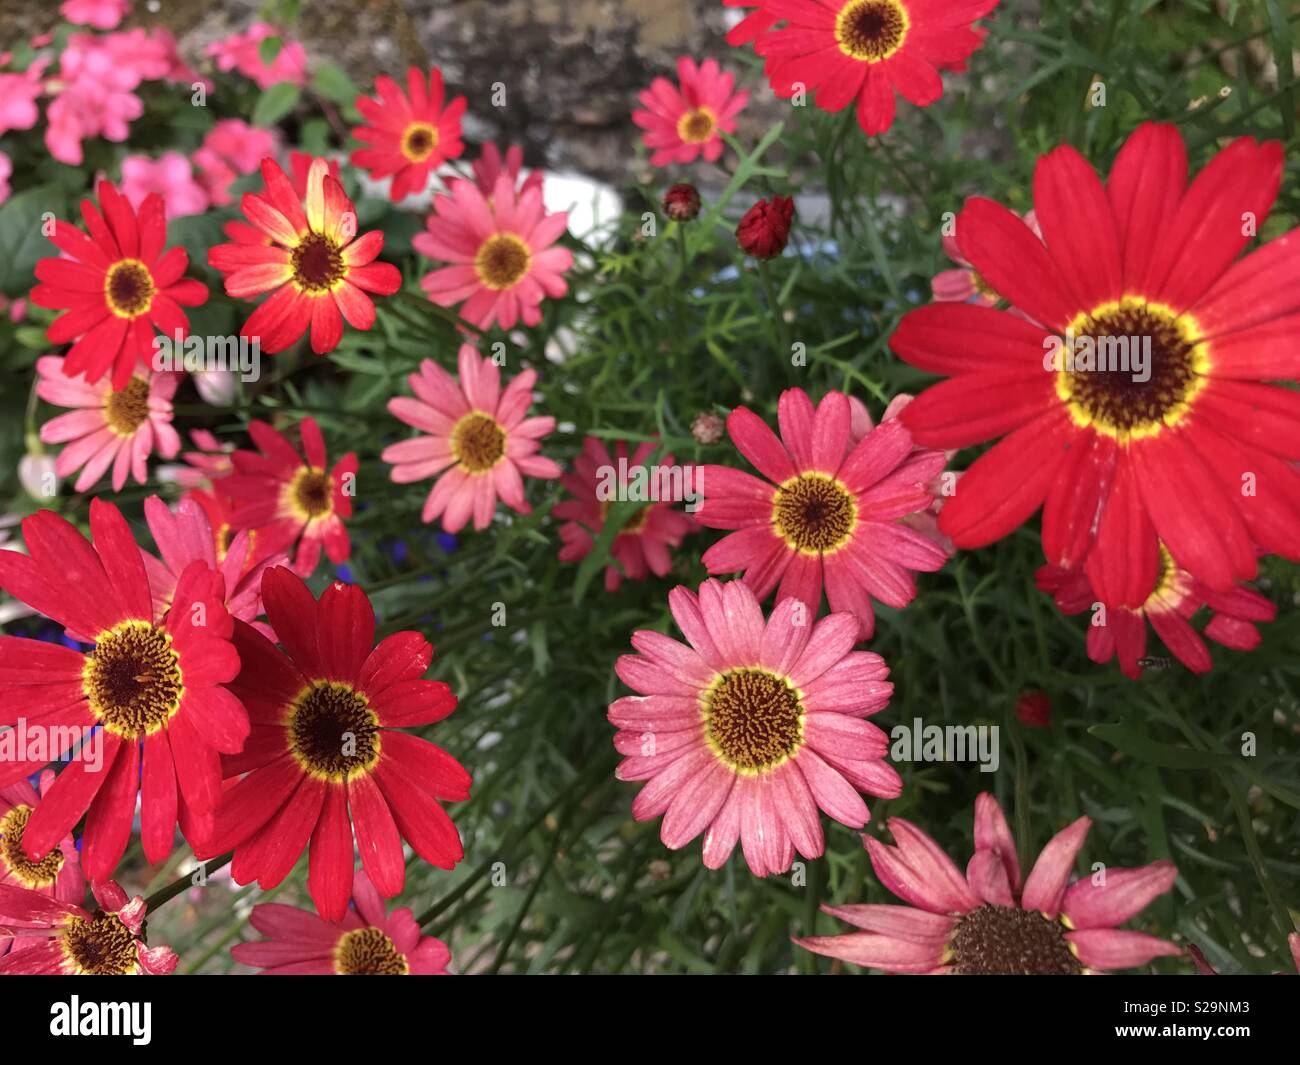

[36,355,181,492]
[610,577,898,877]
[156,429,235,489]
[555,437,697,591]
[795,792,1181,974]
[194,119,280,206]
[140,494,284,639]
[1036,553,1276,680]
[59,0,131,30]
[0,880,177,975]
[119,152,210,218]
[698,388,950,639]
[932,210,1040,304]
[472,142,543,200]
[633,57,749,167]
[205,23,307,89]
[382,343,561,532]
[231,870,452,975]
[414,175,572,331]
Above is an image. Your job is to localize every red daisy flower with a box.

[697,388,950,639]
[795,793,1181,974]
[0,500,246,879]
[208,157,402,354]
[750,0,1000,136]
[351,66,467,201]
[1,771,86,937]
[217,416,357,577]
[194,568,470,920]
[723,0,779,46]
[30,180,208,389]
[555,437,698,591]
[231,870,452,975]
[1036,550,1275,679]
[891,123,1299,601]
[0,880,177,975]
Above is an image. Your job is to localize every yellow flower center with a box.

[104,376,152,436]
[104,258,156,318]
[703,667,805,774]
[450,411,507,474]
[291,232,346,294]
[772,472,859,554]
[333,927,410,975]
[82,620,184,738]
[287,466,335,521]
[61,912,140,976]
[0,805,65,889]
[835,0,910,63]
[676,107,717,144]
[400,122,440,163]
[474,233,531,291]
[287,680,381,782]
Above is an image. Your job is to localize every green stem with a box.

[144,852,232,912]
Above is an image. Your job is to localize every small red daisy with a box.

[749,0,1000,136]
[217,416,357,578]
[208,157,401,354]
[30,180,208,389]
[195,568,471,920]
[0,500,246,878]
[350,66,467,201]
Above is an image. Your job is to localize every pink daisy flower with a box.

[414,175,572,331]
[36,355,180,493]
[382,344,562,532]
[1036,552,1275,680]
[610,577,898,877]
[231,870,452,975]
[697,388,949,640]
[472,142,543,201]
[796,792,1182,974]
[157,428,235,489]
[0,880,177,975]
[555,437,698,591]
[932,209,1040,305]
[217,416,357,577]
[632,57,749,167]
[118,152,209,219]
[140,494,283,639]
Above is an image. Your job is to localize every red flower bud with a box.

[1014,691,1052,728]
[736,195,794,259]
[663,183,701,222]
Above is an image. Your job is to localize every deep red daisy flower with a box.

[208,157,402,354]
[195,568,470,920]
[1036,551,1275,680]
[351,66,467,201]
[891,123,1299,603]
[30,180,208,389]
[0,500,245,879]
[217,416,357,578]
[749,0,1000,136]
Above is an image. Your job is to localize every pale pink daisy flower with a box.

[35,355,180,492]
[632,57,749,167]
[472,142,543,200]
[59,0,130,30]
[697,388,950,640]
[119,152,209,218]
[140,494,283,639]
[796,792,1182,974]
[555,437,697,591]
[383,343,561,532]
[414,175,572,331]
[231,871,452,975]
[610,577,898,877]
[205,23,307,90]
